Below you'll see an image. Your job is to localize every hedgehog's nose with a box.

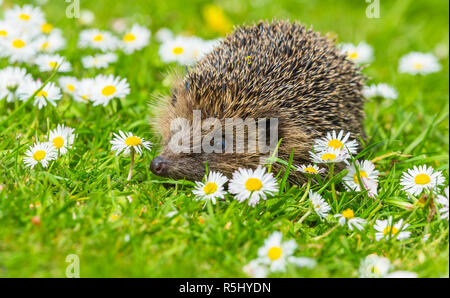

[150,156,168,176]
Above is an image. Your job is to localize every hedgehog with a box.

[150,20,365,184]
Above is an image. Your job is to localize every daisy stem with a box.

[329,163,338,201]
[298,177,311,204]
[127,147,135,181]
[298,209,312,224]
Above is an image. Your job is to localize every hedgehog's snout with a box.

[150,156,168,177]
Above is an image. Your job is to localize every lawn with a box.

[0,0,448,277]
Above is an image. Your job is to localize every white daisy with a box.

[0,67,33,102]
[81,52,117,69]
[400,165,445,196]
[48,124,76,155]
[192,171,228,206]
[384,271,418,278]
[17,80,62,109]
[228,166,279,207]
[23,142,58,169]
[0,20,17,47]
[4,5,45,36]
[40,22,54,34]
[184,37,213,64]
[73,78,95,103]
[2,33,38,63]
[35,29,66,53]
[78,29,119,52]
[79,9,95,25]
[155,27,173,43]
[343,160,379,198]
[120,24,151,54]
[243,260,268,278]
[309,190,331,220]
[58,76,78,96]
[256,231,297,272]
[334,208,366,231]
[34,54,72,72]
[398,52,441,75]
[374,216,411,241]
[90,74,130,106]
[359,255,391,278]
[340,42,374,64]
[314,130,358,155]
[110,131,152,156]
[363,83,398,100]
[309,147,349,164]
[159,36,194,65]
[436,187,449,221]
[297,164,326,176]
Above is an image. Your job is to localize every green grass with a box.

[0,0,448,277]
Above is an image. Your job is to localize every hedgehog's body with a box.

[151,20,365,183]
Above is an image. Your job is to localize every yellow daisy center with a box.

[93,34,103,42]
[37,90,48,97]
[321,153,337,161]
[414,63,424,70]
[353,171,368,184]
[342,208,354,219]
[33,150,46,161]
[267,246,282,261]
[67,84,75,92]
[19,13,31,21]
[304,166,318,174]
[328,139,343,150]
[41,23,53,33]
[0,30,7,37]
[52,136,65,149]
[414,173,431,185]
[12,39,26,48]
[41,41,50,50]
[101,85,116,96]
[203,182,218,195]
[372,265,381,274]
[245,178,263,192]
[125,136,142,146]
[348,51,358,59]
[383,225,399,236]
[123,33,136,42]
[172,46,184,55]
[49,61,58,68]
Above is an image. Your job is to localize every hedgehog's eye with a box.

[212,138,226,153]
[221,139,226,151]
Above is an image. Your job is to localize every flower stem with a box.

[298,210,312,224]
[329,163,338,201]
[299,177,311,204]
[127,147,135,181]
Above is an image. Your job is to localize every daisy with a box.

[363,83,398,100]
[35,29,66,53]
[243,260,268,278]
[297,164,325,176]
[40,22,54,34]
[79,9,95,25]
[184,37,212,64]
[398,52,441,75]
[400,165,445,196]
[309,147,349,164]
[0,20,16,48]
[48,124,76,155]
[4,5,45,35]
[0,67,33,102]
[436,187,449,220]
[155,28,173,43]
[309,191,331,220]
[374,216,411,241]
[2,33,38,63]
[384,271,418,278]
[358,255,391,278]
[58,76,78,96]
[192,171,228,206]
[334,208,366,231]
[90,74,130,106]
[314,130,358,155]
[120,24,151,54]
[81,53,117,69]
[256,231,297,272]
[78,29,119,52]
[110,131,152,156]
[23,142,58,169]
[73,78,95,103]
[159,36,194,65]
[228,166,279,207]
[34,54,72,72]
[343,160,379,197]
[17,80,62,109]
[340,42,374,64]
